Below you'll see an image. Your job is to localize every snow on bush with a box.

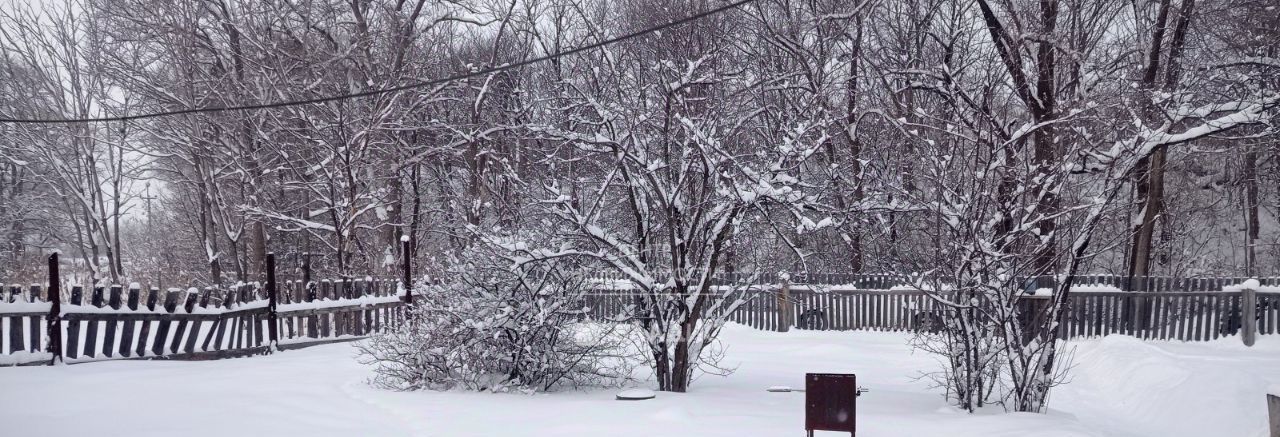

[357,247,639,392]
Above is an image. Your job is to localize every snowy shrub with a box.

[357,248,639,392]
[909,304,1003,411]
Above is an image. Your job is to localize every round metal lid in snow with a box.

[615,388,656,400]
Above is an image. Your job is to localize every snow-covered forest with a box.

[0,0,1276,286]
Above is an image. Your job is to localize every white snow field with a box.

[2,324,1278,437]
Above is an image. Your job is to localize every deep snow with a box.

[2,325,1278,436]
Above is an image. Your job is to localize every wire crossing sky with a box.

[0,0,759,125]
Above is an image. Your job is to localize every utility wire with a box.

[0,0,758,124]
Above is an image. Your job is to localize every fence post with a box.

[777,273,791,332]
[1243,282,1257,347]
[1135,276,1149,334]
[402,236,413,305]
[46,253,62,365]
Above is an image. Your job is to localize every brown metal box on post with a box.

[805,373,864,436]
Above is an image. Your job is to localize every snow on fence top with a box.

[0,278,404,314]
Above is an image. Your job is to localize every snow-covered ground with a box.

[2,325,1277,436]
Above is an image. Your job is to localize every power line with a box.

[0,0,758,124]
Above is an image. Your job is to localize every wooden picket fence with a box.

[7,263,1276,366]
[580,288,958,333]
[583,281,1278,344]
[588,271,1280,292]
[0,254,412,366]
[1058,290,1279,341]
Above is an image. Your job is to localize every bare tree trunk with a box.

[1127,0,1175,280]
[387,168,404,274]
[975,0,1060,275]
[653,344,671,391]
[1130,0,1197,279]
[111,123,126,279]
[845,13,865,273]
[211,258,223,287]
[1031,0,1060,275]
[1244,145,1259,275]
[671,324,691,392]
[250,221,267,280]
[229,234,245,281]
[1128,149,1165,279]
[466,141,485,227]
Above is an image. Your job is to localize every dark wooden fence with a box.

[1057,290,1278,341]
[8,264,1274,365]
[583,278,1277,344]
[1,253,412,366]
[588,271,1280,292]
[581,288,957,333]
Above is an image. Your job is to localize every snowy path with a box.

[2,325,1278,436]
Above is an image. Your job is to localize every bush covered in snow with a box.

[357,247,638,392]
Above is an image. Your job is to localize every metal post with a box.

[266,253,279,351]
[47,253,62,365]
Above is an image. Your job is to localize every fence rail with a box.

[1,254,411,366]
